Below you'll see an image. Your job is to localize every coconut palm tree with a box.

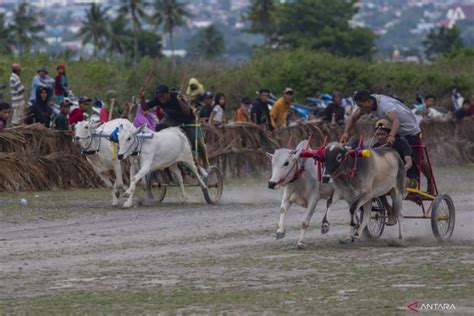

[78,4,110,57]
[153,0,191,58]
[107,14,133,57]
[189,24,225,60]
[119,0,150,64]
[0,13,13,55]
[10,3,45,56]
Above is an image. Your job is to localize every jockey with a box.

[140,84,208,167]
[341,90,434,194]
[373,119,419,189]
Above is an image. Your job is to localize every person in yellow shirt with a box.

[270,87,294,129]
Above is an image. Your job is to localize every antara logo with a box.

[407,300,456,312]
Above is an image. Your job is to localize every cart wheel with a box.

[362,197,386,240]
[431,194,455,242]
[145,170,168,204]
[202,165,224,204]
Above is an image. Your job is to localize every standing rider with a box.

[340,90,434,194]
[140,84,208,167]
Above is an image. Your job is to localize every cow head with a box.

[73,120,101,147]
[266,140,307,189]
[117,123,146,160]
[324,142,348,176]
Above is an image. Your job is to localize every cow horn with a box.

[306,136,312,150]
[287,136,293,149]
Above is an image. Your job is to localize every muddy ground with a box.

[0,165,473,314]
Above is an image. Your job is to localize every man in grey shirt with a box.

[340,90,434,194]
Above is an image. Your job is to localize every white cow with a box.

[116,124,208,208]
[267,140,334,249]
[74,118,137,206]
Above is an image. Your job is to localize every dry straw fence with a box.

[1,119,473,192]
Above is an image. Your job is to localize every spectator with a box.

[54,64,68,104]
[235,96,252,123]
[134,103,157,130]
[454,99,473,120]
[209,93,226,127]
[198,91,214,123]
[26,87,53,127]
[69,96,91,127]
[30,66,54,102]
[99,90,130,123]
[251,88,273,131]
[0,102,11,131]
[318,91,345,125]
[9,63,27,126]
[54,100,71,131]
[270,87,294,129]
[185,78,205,104]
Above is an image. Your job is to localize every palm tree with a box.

[0,13,13,55]
[189,24,224,60]
[119,0,150,64]
[78,4,110,57]
[11,3,45,55]
[107,14,133,57]
[153,0,191,58]
[243,0,278,45]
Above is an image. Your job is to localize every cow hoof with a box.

[276,231,285,240]
[321,223,330,235]
[338,237,354,244]
[123,201,133,208]
[296,242,305,250]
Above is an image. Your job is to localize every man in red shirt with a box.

[69,96,91,127]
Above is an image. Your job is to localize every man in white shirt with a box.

[9,64,27,125]
[341,90,434,194]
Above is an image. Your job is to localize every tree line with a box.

[0,0,469,62]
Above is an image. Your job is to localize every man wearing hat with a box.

[373,119,419,225]
[140,84,208,166]
[69,96,91,127]
[30,66,54,102]
[270,87,294,129]
[9,63,26,125]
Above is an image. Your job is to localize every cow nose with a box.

[117,154,124,160]
[268,181,276,189]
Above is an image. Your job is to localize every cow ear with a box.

[133,123,147,135]
[265,152,273,160]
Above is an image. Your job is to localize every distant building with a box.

[443,5,474,28]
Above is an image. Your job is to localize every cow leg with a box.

[276,188,292,240]
[390,188,404,240]
[111,162,123,206]
[321,192,339,234]
[182,160,207,190]
[339,193,370,243]
[356,200,374,240]
[296,194,320,249]
[123,163,151,208]
[169,164,187,202]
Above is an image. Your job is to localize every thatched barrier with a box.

[1,119,473,192]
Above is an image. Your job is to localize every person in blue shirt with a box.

[30,66,54,103]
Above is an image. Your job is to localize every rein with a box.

[276,152,305,185]
[78,134,102,155]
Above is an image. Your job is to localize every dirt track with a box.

[1,166,473,314]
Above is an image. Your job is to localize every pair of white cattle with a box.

[74,119,206,208]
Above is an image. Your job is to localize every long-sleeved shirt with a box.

[30,74,54,102]
[9,73,25,108]
[270,97,291,128]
